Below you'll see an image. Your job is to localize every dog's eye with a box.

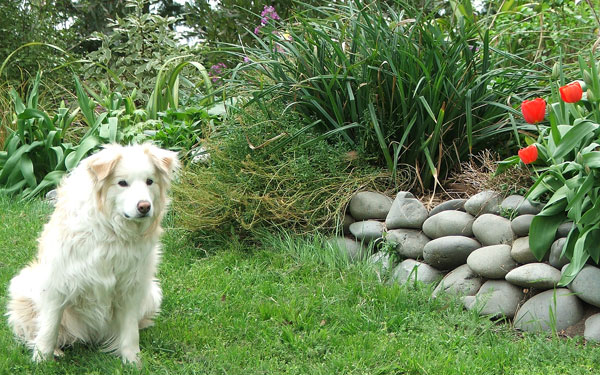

[118,180,128,187]
[146,178,154,186]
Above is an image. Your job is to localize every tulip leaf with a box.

[583,151,600,168]
[553,121,598,159]
[529,212,566,261]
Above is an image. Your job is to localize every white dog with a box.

[6,143,179,366]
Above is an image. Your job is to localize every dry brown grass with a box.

[418,150,534,210]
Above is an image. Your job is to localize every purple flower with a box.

[255,5,280,35]
[243,56,251,63]
[209,62,227,84]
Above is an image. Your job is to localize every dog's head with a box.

[86,144,179,230]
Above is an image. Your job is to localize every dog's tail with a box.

[6,265,39,347]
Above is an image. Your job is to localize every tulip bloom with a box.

[521,98,546,124]
[559,81,583,103]
[518,144,538,164]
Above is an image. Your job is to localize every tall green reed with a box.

[225,0,544,189]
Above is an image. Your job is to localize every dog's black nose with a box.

[137,200,151,215]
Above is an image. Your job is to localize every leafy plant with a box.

[82,0,193,102]
[0,72,100,197]
[501,53,600,285]
[225,0,538,190]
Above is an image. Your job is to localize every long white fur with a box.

[6,143,179,366]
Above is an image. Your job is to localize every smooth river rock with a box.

[348,191,392,220]
[549,237,569,269]
[511,214,534,237]
[385,197,428,229]
[557,222,574,238]
[432,264,483,298]
[423,236,481,270]
[472,214,515,246]
[514,288,585,333]
[386,229,430,259]
[463,280,523,319]
[429,199,466,216]
[584,313,600,342]
[464,190,502,216]
[422,210,475,239]
[500,194,542,215]
[390,259,442,285]
[349,220,385,242]
[327,237,368,262]
[569,265,600,308]
[510,236,538,264]
[505,263,561,289]
[467,244,518,279]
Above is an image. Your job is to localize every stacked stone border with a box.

[328,190,600,340]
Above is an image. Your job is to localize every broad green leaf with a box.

[65,136,100,171]
[19,154,36,187]
[559,237,591,286]
[552,121,599,159]
[582,151,600,168]
[529,213,566,260]
[74,75,96,127]
[23,170,66,200]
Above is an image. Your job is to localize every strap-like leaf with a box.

[552,121,599,159]
[529,212,566,260]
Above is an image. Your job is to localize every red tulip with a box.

[518,144,538,164]
[559,81,583,103]
[521,98,546,124]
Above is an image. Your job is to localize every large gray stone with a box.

[467,244,518,279]
[510,236,538,264]
[584,313,600,342]
[472,214,515,246]
[462,280,523,319]
[514,288,585,333]
[549,237,569,269]
[422,211,475,239]
[432,264,483,298]
[429,199,467,217]
[390,259,442,285]
[500,194,542,215]
[511,214,534,237]
[386,229,430,259]
[464,191,502,216]
[385,197,428,229]
[557,222,574,238]
[423,236,481,270]
[327,237,368,262]
[569,265,600,308]
[349,220,385,242]
[348,191,392,220]
[505,263,561,289]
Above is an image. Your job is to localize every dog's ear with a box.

[144,144,180,180]
[87,146,122,182]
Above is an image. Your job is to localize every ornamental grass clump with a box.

[223,0,537,190]
[500,54,600,285]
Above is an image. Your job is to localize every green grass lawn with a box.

[1,197,600,374]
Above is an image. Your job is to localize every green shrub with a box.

[172,103,404,235]
[224,0,538,190]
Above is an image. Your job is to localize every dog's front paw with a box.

[32,347,52,363]
[121,348,142,368]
